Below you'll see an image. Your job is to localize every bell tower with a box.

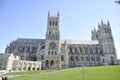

[91,20,117,65]
[46,11,60,40]
[44,11,61,70]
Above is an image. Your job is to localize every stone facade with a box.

[5,39,44,61]
[0,53,18,71]
[12,60,41,71]
[0,53,41,72]
[5,12,117,70]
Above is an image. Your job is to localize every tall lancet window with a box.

[50,21,51,26]
[55,21,57,26]
[53,21,54,25]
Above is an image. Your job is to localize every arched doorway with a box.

[28,67,31,71]
[50,60,54,69]
[45,60,49,69]
[37,68,40,70]
[50,60,54,66]
[32,67,35,70]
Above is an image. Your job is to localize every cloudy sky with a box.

[0,0,120,58]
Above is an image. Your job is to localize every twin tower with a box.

[5,12,117,70]
[43,12,116,69]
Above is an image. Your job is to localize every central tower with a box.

[46,11,60,40]
[44,12,61,70]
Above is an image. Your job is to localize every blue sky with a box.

[0,0,120,59]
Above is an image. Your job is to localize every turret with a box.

[107,20,110,26]
[91,20,117,65]
[101,19,103,25]
[46,12,60,40]
[48,11,50,17]
[98,23,100,29]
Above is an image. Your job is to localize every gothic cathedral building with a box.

[5,12,117,70]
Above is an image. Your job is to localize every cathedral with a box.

[5,12,117,70]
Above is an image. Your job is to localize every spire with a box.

[91,30,93,34]
[48,11,50,17]
[94,27,96,32]
[98,22,100,26]
[57,11,59,17]
[101,19,103,25]
[107,20,110,26]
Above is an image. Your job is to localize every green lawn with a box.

[4,65,120,80]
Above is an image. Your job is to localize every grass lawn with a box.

[4,65,120,80]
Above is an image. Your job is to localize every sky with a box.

[0,0,120,59]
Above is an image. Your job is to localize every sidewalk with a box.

[1,74,25,79]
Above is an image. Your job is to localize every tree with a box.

[115,0,120,4]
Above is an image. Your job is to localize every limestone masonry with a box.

[5,12,117,70]
[0,53,41,71]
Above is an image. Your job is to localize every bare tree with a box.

[115,0,120,4]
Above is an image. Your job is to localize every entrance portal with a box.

[45,60,49,69]
[50,60,54,69]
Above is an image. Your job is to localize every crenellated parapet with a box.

[91,20,117,65]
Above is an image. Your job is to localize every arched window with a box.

[81,57,83,60]
[55,51,57,55]
[84,48,87,54]
[72,47,75,53]
[104,28,106,33]
[70,56,74,61]
[48,51,50,55]
[32,47,36,52]
[91,57,95,61]
[95,48,98,54]
[96,34,98,39]
[69,46,72,53]
[90,48,93,54]
[51,51,53,55]
[96,57,100,61]
[28,47,30,52]
[50,21,51,26]
[53,21,54,25]
[79,47,82,54]
[23,47,25,52]
[41,54,44,60]
[74,47,77,53]
[86,57,89,61]
[76,56,79,61]
[49,31,51,34]
[55,21,57,26]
